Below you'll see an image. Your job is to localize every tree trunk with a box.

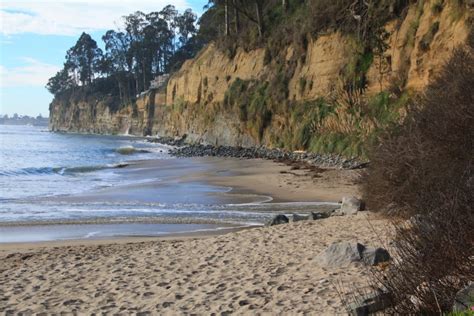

[118,79,123,102]
[282,0,288,12]
[142,63,147,92]
[233,0,240,33]
[255,1,263,37]
[224,0,230,36]
[135,74,139,96]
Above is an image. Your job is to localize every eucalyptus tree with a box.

[65,32,103,86]
[102,30,133,100]
[46,67,75,94]
[175,9,197,46]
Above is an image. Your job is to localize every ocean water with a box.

[0,125,169,200]
[0,125,337,242]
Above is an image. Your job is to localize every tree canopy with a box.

[47,5,199,102]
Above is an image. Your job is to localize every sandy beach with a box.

[0,158,388,314]
[0,213,390,314]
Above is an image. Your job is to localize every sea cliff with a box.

[49,1,471,154]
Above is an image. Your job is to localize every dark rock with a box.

[311,212,330,220]
[348,290,392,316]
[268,214,290,226]
[292,214,310,222]
[166,142,367,170]
[362,247,391,266]
[452,281,474,312]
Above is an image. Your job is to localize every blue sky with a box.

[0,0,206,117]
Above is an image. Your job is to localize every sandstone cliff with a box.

[49,1,471,155]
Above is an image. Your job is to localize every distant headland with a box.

[0,114,48,126]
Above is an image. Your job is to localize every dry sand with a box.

[0,158,390,314]
[0,214,391,315]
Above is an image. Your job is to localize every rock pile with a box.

[164,143,368,170]
[147,135,187,147]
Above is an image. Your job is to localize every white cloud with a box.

[0,0,192,36]
[0,57,60,87]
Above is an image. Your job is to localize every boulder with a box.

[311,212,330,220]
[316,242,365,268]
[452,282,474,312]
[362,247,391,266]
[348,290,392,316]
[340,196,364,215]
[316,241,390,268]
[267,214,290,226]
[292,214,310,222]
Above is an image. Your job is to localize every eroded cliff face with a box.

[50,1,471,151]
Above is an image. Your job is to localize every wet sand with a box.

[53,156,361,205]
[191,157,361,203]
[1,157,357,243]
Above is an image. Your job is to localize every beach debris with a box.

[340,196,364,215]
[316,241,390,268]
[348,289,392,316]
[292,214,310,222]
[452,281,474,312]
[311,211,330,220]
[267,214,290,226]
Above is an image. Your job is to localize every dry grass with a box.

[362,33,474,313]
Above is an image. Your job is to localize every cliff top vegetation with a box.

[47,1,414,104]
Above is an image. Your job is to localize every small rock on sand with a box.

[361,247,391,266]
[292,214,310,222]
[340,196,364,215]
[268,214,290,226]
[316,241,390,268]
[312,212,330,220]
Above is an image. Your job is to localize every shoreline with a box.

[1,156,357,244]
[0,225,253,255]
[0,138,376,314]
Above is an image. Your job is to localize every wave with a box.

[0,163,130,177]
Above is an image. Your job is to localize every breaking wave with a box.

[0,163,130,177]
